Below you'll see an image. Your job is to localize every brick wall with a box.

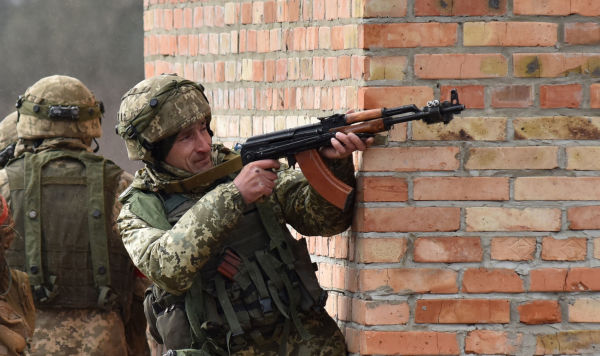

[143,0,600,354]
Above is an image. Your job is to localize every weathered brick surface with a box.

[568,298,600,323]
[352,299,409,325]
[412,117,507,141]
[465,147,558,170]
[350,329,460,355]
[146,1,600,354]
[466,207,561,232]
[465,330,522,355]
[541,237,587,261]
[535,331,600,355]
[414,237,482,263]
[514,116,600,140]
[491,237,537,261]
[464,22,557,47]
[359,268,458,294]
[415,299,511,324]
[354,237,407,263]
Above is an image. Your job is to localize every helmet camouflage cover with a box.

[0,111,18,151]
[15,75,103,140]
[116,73,211,163]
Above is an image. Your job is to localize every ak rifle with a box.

[240,89,465,211]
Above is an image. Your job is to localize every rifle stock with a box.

[240,90,466,211]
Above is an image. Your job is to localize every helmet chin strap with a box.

[92,138,100,153]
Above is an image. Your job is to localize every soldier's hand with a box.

[319,132,373,160]
[234,159,280,204]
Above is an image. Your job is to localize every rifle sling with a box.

[160,155,243,194]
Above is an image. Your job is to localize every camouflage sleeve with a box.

[0,169,10,202]
[271,155,355,236]
[117,181,245,295]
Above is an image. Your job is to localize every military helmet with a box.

[0,111,18,151]
[116,73,211,163]
[15,75,103,140]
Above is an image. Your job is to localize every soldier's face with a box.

[164,120,213,174]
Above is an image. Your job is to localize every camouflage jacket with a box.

[117,144,356,295]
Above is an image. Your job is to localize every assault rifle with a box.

[240,90,465,211]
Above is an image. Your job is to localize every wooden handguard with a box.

[344,108,383,124]
[295,149,354,212]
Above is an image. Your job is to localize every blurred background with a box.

[0,0,144,172]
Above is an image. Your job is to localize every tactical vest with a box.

[5,150,134,311]
[133,190,328,354]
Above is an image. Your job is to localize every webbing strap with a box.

[185,273,207,345]
[254,251,310,341]
[22,150,111,305]
[255,202,295,268]
[215,275,244,337]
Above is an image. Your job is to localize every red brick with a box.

[530,268,568,292]
[515,177,600,200]
[358,268,458,294]
[414,237,482,263]
[240,2,252,24]
[540,84,583,108]
[354,206,460,232]
[441,85,484,109]
[360,23,457,48]
[542,237,587,261]
[565,22,600,45]
[465,330,522,355]
[193,6,203,27]
[415,299,510,324]
[463,268,524,293]
[359,86,432,109]
[355,330,459,355]
[491,237,537,261]
[415,54,508,79]
[415,0,507,16]
[355,237,407,263]
[360,146,459,172]
[414,177,509,201]
[565,268,600,292]
[519,300,561,324]
[352,299,409,325]
[568,206,600,230]
[491,85,534,108]
[356,176,407,202]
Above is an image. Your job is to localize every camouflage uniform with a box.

[0,112,18,168]
[0,75,149,356]
[0,194,35,356]
[116,74,352,355]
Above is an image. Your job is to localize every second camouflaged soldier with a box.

[116,74,372,355]
[0,75,147,355]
